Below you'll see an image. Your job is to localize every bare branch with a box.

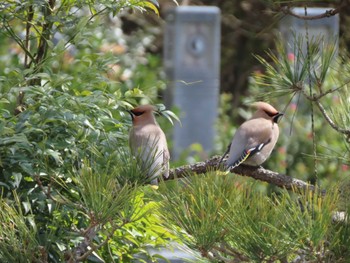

[35,0,56,65]
[280,5,343,21]
[167,156,315,192]
[209,250,233,263]
[24,5,34,68]
[71,220,126,262]
[213,243,250,262]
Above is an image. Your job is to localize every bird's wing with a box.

[226,139,271,170]
[131,125,170,180]
[156,128,170,179]
[226,118,273,169]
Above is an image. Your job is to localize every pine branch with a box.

[167,155,316,192]
[300,88,350,137]
[213,243,250,262]
[314,99,350,136]
[68,220,127,262]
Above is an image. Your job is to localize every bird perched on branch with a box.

[224,102,283,170]
[128,104,170,186]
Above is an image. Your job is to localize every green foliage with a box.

[328,64,350,137]
[159,172,236,254]
[159,173,350,262]
[76,161,139,224]
[0,0,179,262]
[102,192,178,262]
[254,36,338,100]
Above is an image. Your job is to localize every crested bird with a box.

[128,104,170,185]
[224,102,283,170]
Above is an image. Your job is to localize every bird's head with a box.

[252,101,283,123]
[128,104,157,125]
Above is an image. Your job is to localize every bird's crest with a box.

[253,102,279,116]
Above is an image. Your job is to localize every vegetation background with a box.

[0,0,350,262]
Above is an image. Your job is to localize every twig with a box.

[167,156,315,192]
[280,5,343,21]
[311,76,350,101]
[213,243,250,262]
[222,242,250,261]
[3,22,35,63]
[34,175,54,200]
[301,81,349,102]
[35,0,56,66]
[24,5,34,68]
[34,175,75,206]
[299,86,350,137]
[76,221,126,262]
[210,249,237,263]
[314,99,350,136]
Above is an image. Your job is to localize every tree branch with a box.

[35,0,56,65]
[167,156,315,192]
[24,5,34,68]
[314,99,350,136]
[295,81,350,137]
[213,243,250,262]
[69,220,126,262]
[280,5,343,21]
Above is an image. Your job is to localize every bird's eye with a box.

[133,111,145,116]
[264,110,276,117]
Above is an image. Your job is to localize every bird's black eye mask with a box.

[263,110,284,123]
[264,110,276,117]
[132,111,145,116]
[127,110,145,120]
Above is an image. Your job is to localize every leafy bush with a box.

[0,0,178,262]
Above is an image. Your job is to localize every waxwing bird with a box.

[225,102,283,170]
[128,105,170,185]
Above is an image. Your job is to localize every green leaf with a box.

[44,149,63,165]
[0,98,10,104]
[22,201,31,214]
[12,172,23,188]
[56,242,66,252]
[0,134,29,146]
[151,253,171,263]
[83,119,95,130]
[125,88,144,97]
[81,90,93,96]
[161,110,181,126]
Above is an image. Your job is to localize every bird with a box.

[128,104,170,186]
[224,102,283,170]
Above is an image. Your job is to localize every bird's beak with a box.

[273,112,284,123]
[127,110,134,120]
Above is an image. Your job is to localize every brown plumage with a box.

[128,105,170,185]
[225,102,283,169]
